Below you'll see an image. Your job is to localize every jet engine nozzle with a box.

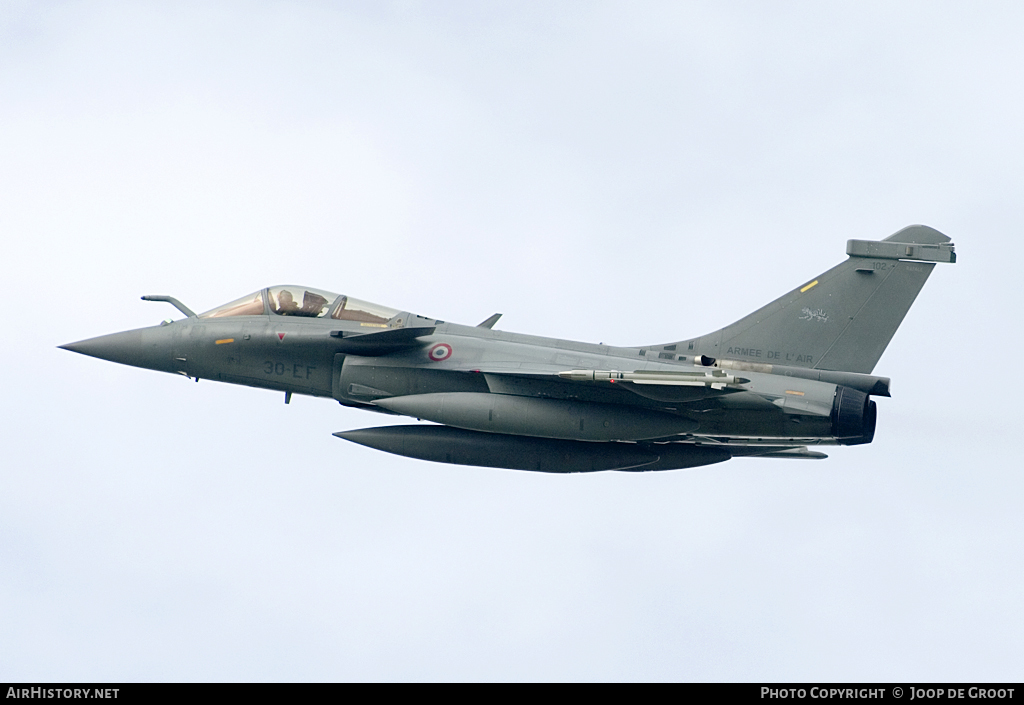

[831,386,877,445]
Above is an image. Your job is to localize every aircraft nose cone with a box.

[60,330,139,361]
[60,327,174,372]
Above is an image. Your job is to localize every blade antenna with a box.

[477,313,502,329]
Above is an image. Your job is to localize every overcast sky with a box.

[2,1,1022,681]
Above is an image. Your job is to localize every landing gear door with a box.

[170,323,191,377]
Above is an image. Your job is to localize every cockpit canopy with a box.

[199,291,266,318]
[267,286,336,318]
[199,286,404,325]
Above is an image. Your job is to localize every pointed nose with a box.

[60,326,174,372]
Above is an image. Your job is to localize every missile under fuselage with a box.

[557,368,747,389]
[334,425,732,473]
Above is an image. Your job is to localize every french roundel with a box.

[428,343,453,362]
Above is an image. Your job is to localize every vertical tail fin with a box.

[666,225,956,374]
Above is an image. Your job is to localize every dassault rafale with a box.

[61,225,955,473]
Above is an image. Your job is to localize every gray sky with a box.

[2,1,1022,681]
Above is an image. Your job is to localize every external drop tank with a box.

[335,425,731,473]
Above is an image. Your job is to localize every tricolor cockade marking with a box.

[428,343,452,361]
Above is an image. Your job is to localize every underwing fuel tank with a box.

[335,425,731,473]
[372,392,698,441]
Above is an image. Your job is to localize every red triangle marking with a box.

[278,333,286,341]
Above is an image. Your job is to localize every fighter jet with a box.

[61,225,955,473]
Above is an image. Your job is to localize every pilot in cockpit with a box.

[276,290,300,314]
